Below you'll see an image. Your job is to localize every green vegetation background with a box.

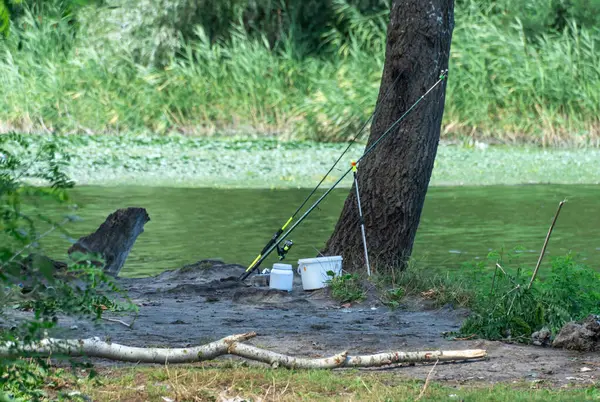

[1,0,599,145]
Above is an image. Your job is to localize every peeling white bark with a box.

[0,333,257,364]
[0,334,486,368]
[228,343,348,369]
[345,349,488,367]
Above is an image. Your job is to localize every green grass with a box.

[38,364,600,401]
[327,272,366,303]
[0,1,599,145]
[376,259,475,309]
[375,250,600,343]
[459,251,600,342]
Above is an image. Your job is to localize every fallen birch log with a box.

[0,333,487,368]
[345,349,487,367]
[0,333,257,364]
[228,342,348,369]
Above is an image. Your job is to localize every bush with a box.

[0,0,598,143]
[459,250,600,342]
[457,0,600,36]
[377,249,600,343]
[0,133,134,401]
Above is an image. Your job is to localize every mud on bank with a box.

[9,260,596,387]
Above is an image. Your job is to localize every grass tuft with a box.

[375,259,475,309]
[327,271,366,304]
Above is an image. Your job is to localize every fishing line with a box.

[241,73,403,276]
[239,70,448,281]
[289,72,403,218]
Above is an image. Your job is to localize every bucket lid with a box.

[297,256,342,264]
[272,263,293,271]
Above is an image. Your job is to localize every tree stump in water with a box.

[68,207,150,277]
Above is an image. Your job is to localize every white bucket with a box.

[297,256,343,290]
[269,263,293,292]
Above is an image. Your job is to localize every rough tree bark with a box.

[322,0,454,271]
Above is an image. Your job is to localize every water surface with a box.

[43,185,600,277]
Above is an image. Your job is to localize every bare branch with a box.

[0,334,487,368]
[528,200,567,289]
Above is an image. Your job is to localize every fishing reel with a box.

[276,239,293,261]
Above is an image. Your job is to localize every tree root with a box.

[0,333,487,368]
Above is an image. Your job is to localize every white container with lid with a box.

[269,263,293,292]
[297,256,343,290]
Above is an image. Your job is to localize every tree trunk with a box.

[322,0,454,271]
[68,207,150,277]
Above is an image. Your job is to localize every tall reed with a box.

[0,0,598,145]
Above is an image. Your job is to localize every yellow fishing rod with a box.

[239,74,404,281]
[242,216,294,278]
[239,70,446,281]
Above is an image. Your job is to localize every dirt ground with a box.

[10,260,600,386]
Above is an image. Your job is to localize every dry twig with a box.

[416,359,439,401]
[528,200,567,289]
[101,317,135,329]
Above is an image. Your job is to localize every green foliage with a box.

[458,0,600,37]
[327,271,365,303]
[0,2,8,38]
[0,0,599,143]
[375,250,600,343]
[535,253,600,330]
[0,133,134,401]
[105,0,599,61]
[381,287,404,309]
[77,0,389,67]
[0,0,20,38]
[0,0,100,38]
[459,250,600,342]
[378,249,600,343]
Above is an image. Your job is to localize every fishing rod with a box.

[241,73,404,278]
[239,69,448,282]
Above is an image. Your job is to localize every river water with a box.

[41,184,599,277]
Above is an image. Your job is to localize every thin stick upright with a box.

[352,161,371,276]
[238,70,448,281]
